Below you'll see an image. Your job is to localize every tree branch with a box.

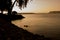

[11,0,17,10]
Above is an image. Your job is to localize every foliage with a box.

[0,0,29,14]
[17,0,29,9]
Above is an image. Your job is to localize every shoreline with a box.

[0,14,51,40]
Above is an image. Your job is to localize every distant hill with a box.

[49,11,60,13]
[18,13,35,14]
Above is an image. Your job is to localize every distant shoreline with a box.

[17,12,60,15]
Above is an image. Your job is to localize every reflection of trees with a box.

[0,0,29,15]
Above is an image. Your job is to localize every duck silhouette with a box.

[24,25,28,27]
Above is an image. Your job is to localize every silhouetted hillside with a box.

[18,13,35,14]
[49,11,60,13]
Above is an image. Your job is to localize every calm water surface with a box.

[12,13,60,39]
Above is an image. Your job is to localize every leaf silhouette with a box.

[0,0,29,14]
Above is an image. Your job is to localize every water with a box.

[12,13,60,39]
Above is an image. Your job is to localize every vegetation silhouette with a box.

[0,0,29,21]
[0,0,29,15]
[12,11,17,15]
[0,0,52,40]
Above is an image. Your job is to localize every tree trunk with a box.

[7,0,12,15]
[7,0,17,22]
[8,9,12,22]
[1,10,3,14]
[8,9,12,16]
[8,0,17,15]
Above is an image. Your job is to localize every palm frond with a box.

[24,0,29,7]
[16,0,29,9]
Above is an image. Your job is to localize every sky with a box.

[12,0,60,13]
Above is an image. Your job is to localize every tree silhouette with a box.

[0,0,29,15]
[0,0,8,13]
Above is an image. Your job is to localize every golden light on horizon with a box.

[12,0,60,13]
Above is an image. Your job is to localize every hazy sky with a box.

[13,0,60,13]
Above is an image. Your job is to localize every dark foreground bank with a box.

[0,14,51,40]
[0,13,25,21]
